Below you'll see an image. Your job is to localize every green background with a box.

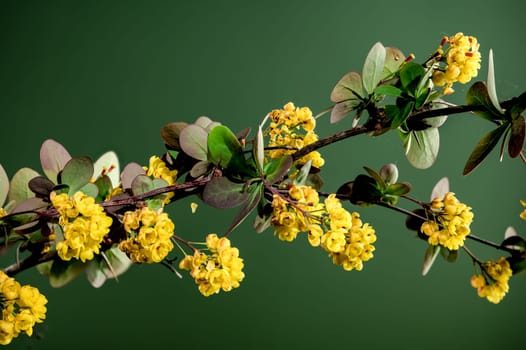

[1,1,525,349]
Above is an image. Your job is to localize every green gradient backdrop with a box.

[1,1,525,349]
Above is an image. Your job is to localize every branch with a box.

[3,251,57,277]
[100,176,212,208]
[292,125,368,160]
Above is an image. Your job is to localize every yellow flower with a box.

[144,156,178,204]
[431,32,481,94]
[0,271,47,343]
[1,278,20,300]
[119,208,174,263]
[520,200,526,220]
[179,233,245,297]
[51,191,112,262]
[266,102,324,169]
[471,257,513,304]
[420,192,473,250]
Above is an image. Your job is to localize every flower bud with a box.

[380,163,398,185]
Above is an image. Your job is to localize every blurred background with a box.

[1,0,525,349]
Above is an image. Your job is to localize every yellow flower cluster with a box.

[0,208,7,218]
[431,32,481,94]
[271,185,376,271]
[271,185,324,242]
[179,234,245,297]
[520,200,526,221]
[266,102,324,168]
[0,271,47,345]
[144,156,178,203]
[420,192,473,250]
[319,195,376,271]
[118,207,175,263]
[470,257,513,304]
[51,191,113,262]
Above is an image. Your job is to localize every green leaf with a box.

[253,203,273,233]
[47,259,87,288]
[363,166,386,189]
[402,128,440,169]
[508,116,525,158]
[508,258,526,275]
[195,116,221,132]
[131,175,154,196]
[8,167,40,204]
[501,235,526,254]
[160,121,189,151]
[385,182,412,196]
[86,247,132,288]
[189,160,212,178]
[208,125,251,175]
[466,81,504,121]
[93,151,120,188]
[60,156,94,196]
[374,85,402,97]
[381,47,406,80]
[330,100,362,124]
[40,139,72,184]
[390,101,414,129]
[463,124,508,175]
[422,244,440,276]
[179,124,209,161]
[93,175,113,201]
[0,164,9,206]
[349,174,382,206]
[202,176,250,209]
[487,49,505,114]
[399,62,425,92]
[293,160,312,186]
[78,182,99,198]
[362,42,386,95]
[120,162,146,190]
[439,248,458,263]
[225,184,262,235]
[330,71,364,103]
[264,156,292,185]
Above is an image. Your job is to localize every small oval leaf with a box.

[93,151,120,188]
[362,42,386,95]
[381,47,406,80]
[8,167,40,204]
[330,71,364,102]
[121,162,146,190]
[330,100,361,124]
[60,156,94,195]
[40,139,72,184]
[160,122,188,150]
[202,176,249,209]
[131,175,154,196]
[264,156,292,185]
[431,177,449,200]
[422,244,441,276]
[180,124,209,161]
[0,164,9,206]
[403,128,440,169]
